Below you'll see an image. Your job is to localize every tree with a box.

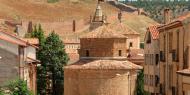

[38,32,69,95]
[5,79,32,95]
[31,24,45,47]
[136,70,146,95]
[30,24,46,94]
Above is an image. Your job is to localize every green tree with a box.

[0,89,4,95]
[136,70,146,95]
[31,24,45,47]
[38,32,69,95]
[31,24,46,94]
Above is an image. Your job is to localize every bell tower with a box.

[89,1,107,31]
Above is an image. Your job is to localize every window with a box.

[169,32,173,52]
[156,54,159,65]
[160,51,165,62]
[172,50,177,61]
[145,54,147,65]
[155,75,159,86]
[172,87,176,95]
[164,34,166,54]
[146,32,151,43]
[129,42,133,47]
[119,50,122,56]
[86,50,89,57]
[176,30,179,62]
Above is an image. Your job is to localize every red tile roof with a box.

[65,59,142,70]
[0,35,27,46]
[0,30,38,48]
[110,22,140,35]
[80,25,127,39]
[147,25,159,40]
[173,12,190,22]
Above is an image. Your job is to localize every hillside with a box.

[0,0,118,21]
[0,0,158,42]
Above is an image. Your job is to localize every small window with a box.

[129,42,133,47]
[156,54,159,65]
[119,50,122,56]
[160,51,165,62]
[146,32,151,43]
[169,32,173,53]
[155,75,159,86]
[86,50,89,57]
[172,87,176,95]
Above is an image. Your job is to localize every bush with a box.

[6,79,32,95]
[47,0,59,3]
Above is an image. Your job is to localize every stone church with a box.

[64,25,142,95]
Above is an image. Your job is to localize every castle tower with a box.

[64,25,142,95]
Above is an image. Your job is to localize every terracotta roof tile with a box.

[110,23,140,35]
[0,30,38,48]
[147,25,159,40]
[22,38,39,45]
[80,25,127,39]
[63,38,80,44]
[173,12,190,22]
[0,35,27,46]
[127,49,144,60]
[65,59,142,70]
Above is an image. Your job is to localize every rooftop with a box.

[0,30,38,48]
[177,69,190,76]
[110,22,140,35]
[80,25,127,39]
[147,25,159,40]
[64,59,142,70]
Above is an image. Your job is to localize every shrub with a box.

[6,79,32,95]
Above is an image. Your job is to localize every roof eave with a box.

[158,21,182,31]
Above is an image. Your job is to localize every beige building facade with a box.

[144,25,160,95]
[158,9,190,95]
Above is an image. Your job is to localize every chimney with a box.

[73,20,76,32]
[164,8,171,24]
[27,21,33,33]
[118,10,122,23]
[16,25,26,37]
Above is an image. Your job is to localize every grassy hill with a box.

[0,0,158,42]
[0,0,118,21]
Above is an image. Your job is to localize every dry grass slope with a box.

[0,0,118,21]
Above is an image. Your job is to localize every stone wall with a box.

[0,47,19,85]
[64,69,138,95]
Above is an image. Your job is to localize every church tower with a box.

[89,1,106,30]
